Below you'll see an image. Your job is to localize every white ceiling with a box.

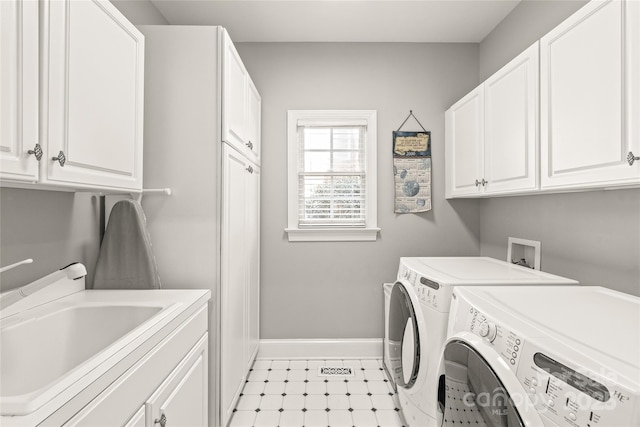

[150,0,521,43]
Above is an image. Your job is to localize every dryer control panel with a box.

[452,294,639,427]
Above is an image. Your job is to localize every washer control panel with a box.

[463,307,524,373]
[453,297,639,427]
[516,342,638,427]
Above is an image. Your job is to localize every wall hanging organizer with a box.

[393,110,432,213]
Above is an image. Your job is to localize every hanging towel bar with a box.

[99,188,172,244]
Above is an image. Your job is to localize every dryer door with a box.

[439,340,525,427]
[388,281,421,389]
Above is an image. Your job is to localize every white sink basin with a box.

[0,305,162,398]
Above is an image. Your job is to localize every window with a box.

[286,110,379,242]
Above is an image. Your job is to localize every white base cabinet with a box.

[145,336,208,427]
[0,0,144,192]
[63,306,208,427]
[540,0,640,190]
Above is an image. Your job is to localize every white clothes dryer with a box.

[388,257,578,427]
[439,285,640,426]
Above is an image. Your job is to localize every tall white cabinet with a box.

[139,26,261,427]
[0,0,144,192]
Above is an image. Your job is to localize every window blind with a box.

[297,125,367,227]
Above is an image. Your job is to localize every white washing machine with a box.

[440,285,640,426]
[388,257,578,426]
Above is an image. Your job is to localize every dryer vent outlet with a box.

[507,237,541,270]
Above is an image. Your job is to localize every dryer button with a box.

[568,412,577,421]
[529,388,536,395]
[531,379,538,387]
[547,399,555,407]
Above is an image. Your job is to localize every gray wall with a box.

[479,0,587,81]
[478,0,640,296]
[111,0,168,25]
[0,0,166,291]
[0,189,100,291]
[236,42,481,339]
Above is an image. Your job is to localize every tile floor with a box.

[229,359,406,427]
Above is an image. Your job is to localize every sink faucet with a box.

[0,263,87,311]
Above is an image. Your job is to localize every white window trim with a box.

[285,110,379,242]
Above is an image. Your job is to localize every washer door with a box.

[439,340,525,427]
[388,281,421,389]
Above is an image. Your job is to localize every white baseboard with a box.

[257,338,383,360]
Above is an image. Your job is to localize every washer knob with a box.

[479,322,497,342]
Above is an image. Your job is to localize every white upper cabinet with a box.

[222,30,261,164]
[246,78,262,164]
[446,43,539,199]
[540,0,640,189]
[445,85,484,197]
[0,0,39,182]
[222,33,247,149]
[484,42,539,195]
[43,0,144,191]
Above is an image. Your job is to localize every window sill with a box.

[285,227,380,242]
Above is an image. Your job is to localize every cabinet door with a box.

[146,336,208,427]
[45,0,144,191]
[222,31,248,152]
[484,42,538,195]
[246,78,261,164]
[221,144,249,426]
[124,407,145,427]
[0,0,39,182]
[246,163,260,367]
[540,0,640,189]
[445,85,484,198]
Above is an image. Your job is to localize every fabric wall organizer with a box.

[393,111,431,213]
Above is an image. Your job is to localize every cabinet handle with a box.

[627,151,640,166]
[51,151,66,167]
[475,179,481,187]
[246,165,253,174]
[154,413,167,427]
[481,179,487,186]
[246,141,254,150]
[27,143,43,161]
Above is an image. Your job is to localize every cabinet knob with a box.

[481,179,487,186]
[154,413,167,427]
[246,141,254,150]
[27,144,43,161]
[475,179,481,187]
[51,151,66,167]
[627,151,640,166]
[246,165,254,174]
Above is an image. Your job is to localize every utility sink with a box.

[0,292,183,417]
[0,304,162,398]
